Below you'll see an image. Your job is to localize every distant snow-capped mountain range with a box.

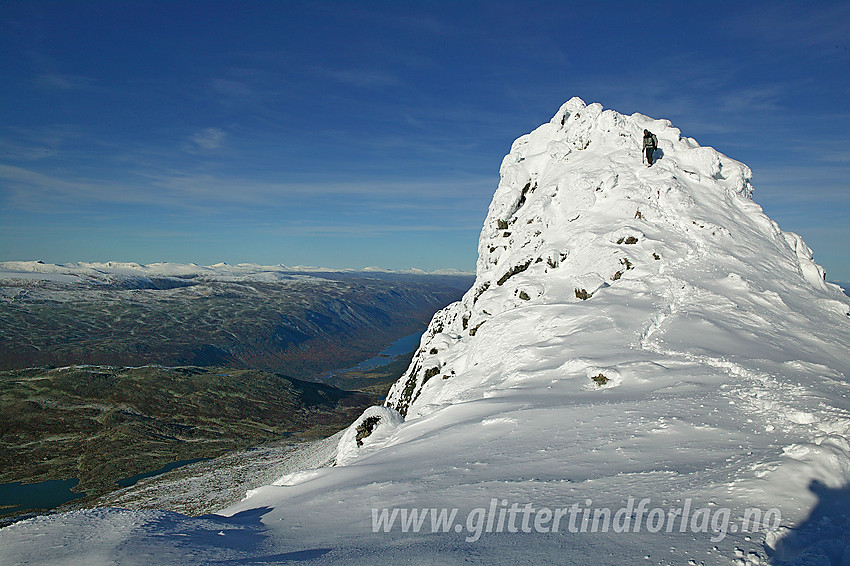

[0,260,472,284]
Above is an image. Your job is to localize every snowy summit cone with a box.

[386,97,848,418]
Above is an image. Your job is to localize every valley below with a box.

[0,264,471,521]
[0,265,471,379]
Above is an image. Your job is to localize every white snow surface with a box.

[2,98,849,565]
[334,406,404,467]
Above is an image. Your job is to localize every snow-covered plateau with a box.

[1,98,848,565]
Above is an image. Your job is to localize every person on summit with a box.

[643,129,658,166]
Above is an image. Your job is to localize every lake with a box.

[115,458,210,488]
[0,478,85,516]
[0,457,211,520]
[345,330,424,372]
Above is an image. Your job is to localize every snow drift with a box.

[2,98,849,565]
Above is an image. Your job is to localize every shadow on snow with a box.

[767,480,850,565]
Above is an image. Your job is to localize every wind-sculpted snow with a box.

[2,99,849,565]
[334,406,404,466]
[386,97,842,417]
[377,98,850,561]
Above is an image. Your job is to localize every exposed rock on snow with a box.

[336,406,404,466]
[386,97,846,421]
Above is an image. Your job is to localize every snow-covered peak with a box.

[386,97,846,418]
[479,97,751,280]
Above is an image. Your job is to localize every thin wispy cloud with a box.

[718,85,785,115]
[0,125,88,161]
[1,160,493,217]
[33,73,96,91]
[819,151,850,164]
[209,66,286,101]
[752,165,850,204]
[186,128,227,151]
[255,220,482,238]
[0,138,58,161]
[0,163,171,210]
[310,66,401,88]
[211,78,256,99]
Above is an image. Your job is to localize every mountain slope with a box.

[0,263,470,378]
[1,99,849,565]
[0,365,374,509]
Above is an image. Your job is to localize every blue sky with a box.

[1,1,848,278]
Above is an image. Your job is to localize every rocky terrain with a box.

[0,365,375,515]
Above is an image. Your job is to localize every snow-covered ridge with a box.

[386,96,846,417]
